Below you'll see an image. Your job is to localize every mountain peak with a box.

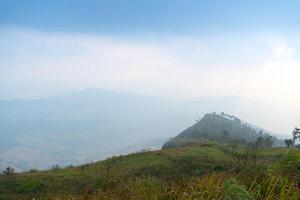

[202,112,241,122]
[163,112,284,148]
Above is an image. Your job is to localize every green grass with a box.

[0,142,299,199]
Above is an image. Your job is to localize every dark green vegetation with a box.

[1,141,299,199]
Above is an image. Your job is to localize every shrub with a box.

[21,180,46,193]
[27,168,39,173]
[212,164,225,172]
[2,166,14,176]
[274,150,300,181]
[3,179,46,193]
[51,164,60,171]
[224,179,254,200]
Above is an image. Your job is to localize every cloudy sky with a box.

[1,0,300,107]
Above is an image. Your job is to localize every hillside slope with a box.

[0,91,287,171]
[163,113,284,148]
[1,142,296,199]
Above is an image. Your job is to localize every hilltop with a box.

[163,113,284,148]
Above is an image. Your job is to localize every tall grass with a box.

[1,146,299,199]
[47,172,299,200]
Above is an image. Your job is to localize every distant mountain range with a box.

[163,113,284,148]
[0,89,288,171]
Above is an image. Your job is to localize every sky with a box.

[1,0,300,107]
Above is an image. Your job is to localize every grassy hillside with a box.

[1,141,299,199]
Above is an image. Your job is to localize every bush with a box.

[51,164,60,171]
[22,180,46,193]
[274,150,300,181]
[93,177,104,189]
[3,179,46,193]
[224,179,254,200]
[212,164,225,172]
[27,168,39,173]
[2,166,14,176]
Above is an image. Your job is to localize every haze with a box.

[1,0,300,170]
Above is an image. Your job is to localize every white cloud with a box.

[2,27,300,134]
[271,43,294,59]
[246,38,300,107]
[1,27,300,105]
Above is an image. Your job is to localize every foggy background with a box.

[1,0,300,171]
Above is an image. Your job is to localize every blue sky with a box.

[1,0,300,34]
[1,0,300,100]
